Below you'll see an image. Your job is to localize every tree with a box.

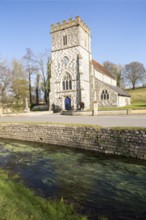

[103,61,123,87]
[11,59,29,111]
[0,59,12,108]
[23,48,38,106]
[123,62,146,89]
[47,58,51,107]
[35,73,41,105]
[23,49,51,107]
[35,50,51,105]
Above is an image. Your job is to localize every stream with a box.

[0,138,146,220]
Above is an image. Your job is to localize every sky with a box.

[0,0,146,68]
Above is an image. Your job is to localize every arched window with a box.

[63,56,69,65]
[62,73,72,90]
[101,90,109,100]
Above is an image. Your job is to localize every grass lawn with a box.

[127,87,146,104]
[0,168,87,220]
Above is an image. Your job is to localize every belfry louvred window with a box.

[62,73,72,90]
[63,36,67,45]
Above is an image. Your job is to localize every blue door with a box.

[65,97,71,110]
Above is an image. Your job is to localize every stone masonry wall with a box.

[0,124,146,160]
[97,128,146,159]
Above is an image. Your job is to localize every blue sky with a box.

[0,0,146,68]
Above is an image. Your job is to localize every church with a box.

[49,16,130,111]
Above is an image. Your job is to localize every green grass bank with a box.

[0,168,87,220]
[127,87,146,105]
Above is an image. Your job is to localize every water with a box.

[0,138,146,220]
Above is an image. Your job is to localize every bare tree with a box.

[23,49,51,107]
[35,50,51,105]
[103,61,123,87]
[123,62,146,89]
[47,58,51,107]
[23,48,38,106]
[35,73,41,105]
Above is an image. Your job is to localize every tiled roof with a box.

[92,59,115,80]
[105,83,131,97]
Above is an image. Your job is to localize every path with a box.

[0,113,146,127]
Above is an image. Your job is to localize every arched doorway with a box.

[65,97,71,110]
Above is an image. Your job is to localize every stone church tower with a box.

[49,16,92,110]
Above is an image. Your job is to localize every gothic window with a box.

[63,35,67,45]
[101,90,109,100]
[62,73,72,90]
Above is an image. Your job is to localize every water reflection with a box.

[0,139,146,220]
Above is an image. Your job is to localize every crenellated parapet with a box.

[51,16,90,34]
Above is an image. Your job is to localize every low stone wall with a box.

[61,109,146,116]
[0,123,146,160]
[0,111,53,117]
[98,110,127,116]
[97,128,146,159]
[61,110,93,116]
[98,109,146,116]
[131,109,146,114]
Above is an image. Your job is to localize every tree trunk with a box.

[36,74,40,105]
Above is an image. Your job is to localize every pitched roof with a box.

[92,59,115,80]
[105,83,131,97]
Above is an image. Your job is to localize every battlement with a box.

[51,16,90,34]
